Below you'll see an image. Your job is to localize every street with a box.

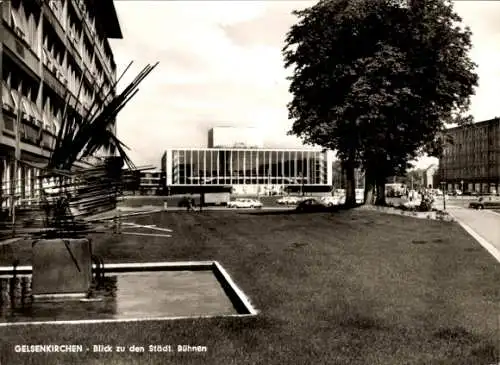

[446,205,500,261]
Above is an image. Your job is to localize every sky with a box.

[108,1,500,170]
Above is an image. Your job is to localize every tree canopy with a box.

[283,0,478,205]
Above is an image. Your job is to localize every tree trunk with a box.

[375,174,387,205]
[343,161,356,207]
[363,167,376,205]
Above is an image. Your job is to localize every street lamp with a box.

[440,181,446,210]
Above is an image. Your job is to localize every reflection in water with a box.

[0,276,118,321]
[0,271,237,323]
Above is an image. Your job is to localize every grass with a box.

[1,209,499,364]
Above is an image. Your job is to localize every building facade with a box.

[208,126,264,149]
[1,0,122,208]
[423,164,438,189]
[162,147,334,195]
[138,170,162,195]
[437,118,500,193]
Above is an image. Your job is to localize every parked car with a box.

[296,198,331,212]
[335,195,346,205]
[277,196,301,205]
[227,198,263,209]
[469,196,500,210]
[355,189,364,204]
[449,189,463,196]
[320,196,339,207]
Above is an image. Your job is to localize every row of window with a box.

[8,0,112,110]
[47,0,114,78]
[3,80,59,135]
[442,167,500,178]
[168,150,329,185]
[0,161,76,208]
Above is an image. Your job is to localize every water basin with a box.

[0,262,256,325]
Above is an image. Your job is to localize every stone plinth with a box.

[32,238,92,296]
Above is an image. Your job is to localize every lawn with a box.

[1,209,499,364]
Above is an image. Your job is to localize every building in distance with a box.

[437,117,500,194]
[162,127,335,196]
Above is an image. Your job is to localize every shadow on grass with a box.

[434,326,476,343]
[339,313,387,331]
[239,204,364,216]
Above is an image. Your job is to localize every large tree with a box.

[283,0,478,206]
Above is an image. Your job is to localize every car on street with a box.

[277,196,301,205]
[468,196,500,210]
[320,196,339,206]
[296,198,333,212]
[355,189,365,204]
[227,198,263,209]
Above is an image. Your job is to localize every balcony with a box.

[41,48,91,118]
[66,26,83,67]
[2,22,41,82]
[1,85,56,153]
[43,1,112,88]
[65,1,115,83]
[42,1,68,49]
[80,16,114,81]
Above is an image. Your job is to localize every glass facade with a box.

[165,148,331,186]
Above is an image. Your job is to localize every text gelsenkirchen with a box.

[15,345,84,353]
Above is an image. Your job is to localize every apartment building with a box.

[0,0,122,208]
[437,118,500,193]
[138,170,163,195]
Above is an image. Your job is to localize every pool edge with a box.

[0,261,259,326]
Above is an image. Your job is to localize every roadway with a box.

[445,203,500,262]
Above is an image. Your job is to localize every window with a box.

[30,100,43,125]
[27,14,38,50]
[10,89,22,112]
[10,8,26,40]
[1,82,15,112]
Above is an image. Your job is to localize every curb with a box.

[358,205,455,222]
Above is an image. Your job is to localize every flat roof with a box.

[445,117,500,132]
[164,147,327,151]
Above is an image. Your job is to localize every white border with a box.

[213,261,258,315]
[33,293,87,300]
[0,313,257,327]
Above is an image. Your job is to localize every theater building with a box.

[0,0,122,208]
[162,127,335,195]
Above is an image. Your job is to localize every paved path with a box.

[447,206,500,263]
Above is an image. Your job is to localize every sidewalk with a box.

[446,206,500,263]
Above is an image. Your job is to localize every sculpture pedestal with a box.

[32,238,92,298]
